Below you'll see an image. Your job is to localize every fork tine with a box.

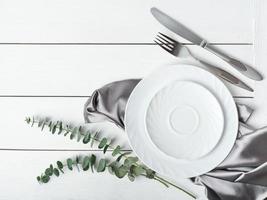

[158,32,177,44]
[157,33,175,45]
[154,37,172,50]
[155,36,173,48]
[154,39,172,53]
[156,34,174,47]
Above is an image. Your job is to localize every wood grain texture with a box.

[0,0,253,43]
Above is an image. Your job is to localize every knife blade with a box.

[151,7,263,81]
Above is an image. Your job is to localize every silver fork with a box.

[154,32,253,92]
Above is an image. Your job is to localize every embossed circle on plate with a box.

[145,81,224,160]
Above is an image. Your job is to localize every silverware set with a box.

[151,7,262,92]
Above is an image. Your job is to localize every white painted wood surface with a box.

[0,0,261,199]
[0,0,253,43]
[248,0,267,128]
[0,45,254,96]
[0,151,206,200]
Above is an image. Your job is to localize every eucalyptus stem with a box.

[140,174,169,187]
[26,117,196,199]
[27,118,130,158]
[154,175,197,199]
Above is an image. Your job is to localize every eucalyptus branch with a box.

[26,116,196,199]
[25,116,128,157]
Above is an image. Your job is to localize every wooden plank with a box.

[0,150,207,199]
[0,45,255,97]
[247,0,267,128]
[0,97,130,149]
[0,0,253,43]
[0,97,253,150]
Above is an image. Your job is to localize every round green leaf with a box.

[82,132,91,144]
[90,154,96,173]
[37,176,41,182]
[97,159,106,172]
[103,144,109,154]
[52,124,57,134]
[116,152,131,162]
[70,127,78,140]
[124,157,138,167]
[77,126,83,142]
[58,122,63,135]
[56,161,63,169]
[53,168,60,177]
[114,165,128,178]
[82,156,90,171]
[98,138,108,149]
[112,145,121,157]
[128,173,135,182]
[38,120,43,127]
[48,121,52,131]
[67,158,73,170]
[45,168,53,176]
[41,175,50,183]
[41,121,46,131]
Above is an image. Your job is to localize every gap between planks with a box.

[0,148,132,152]
[0,43,253,46]
[0,95,253,98]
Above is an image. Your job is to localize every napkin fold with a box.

[84,79,267,200]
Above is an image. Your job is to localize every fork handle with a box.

[204,44,262,81]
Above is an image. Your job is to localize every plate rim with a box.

[125,64,238,178]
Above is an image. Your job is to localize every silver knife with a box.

[199,60,253,92]
[151,7,262,81]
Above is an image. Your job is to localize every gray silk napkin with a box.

[84,79,267,200]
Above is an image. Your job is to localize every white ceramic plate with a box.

[146,81,224,160]
[125,64,238,178]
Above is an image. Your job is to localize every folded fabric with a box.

[84,79,267,200]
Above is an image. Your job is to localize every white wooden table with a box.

[0,0,266,199]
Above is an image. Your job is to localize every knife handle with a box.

[204,44,263,81]
[197,60,253,92]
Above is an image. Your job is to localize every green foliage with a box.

[114,165,128,178]
[98,138,108,149]
[145,168,156,179]
[67,158,73,170]
[90,154,96,173]
[26,116,196,199]
[26,116,157,184]
[112,145,121,156]
[131,165,145,176]
[37,155,108,183]
[82,156,90,171]
[91,132,99,147]
[45,167,53,176]
[97,159,106,172]
[82,131,91,144]
[53,168,60,177]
